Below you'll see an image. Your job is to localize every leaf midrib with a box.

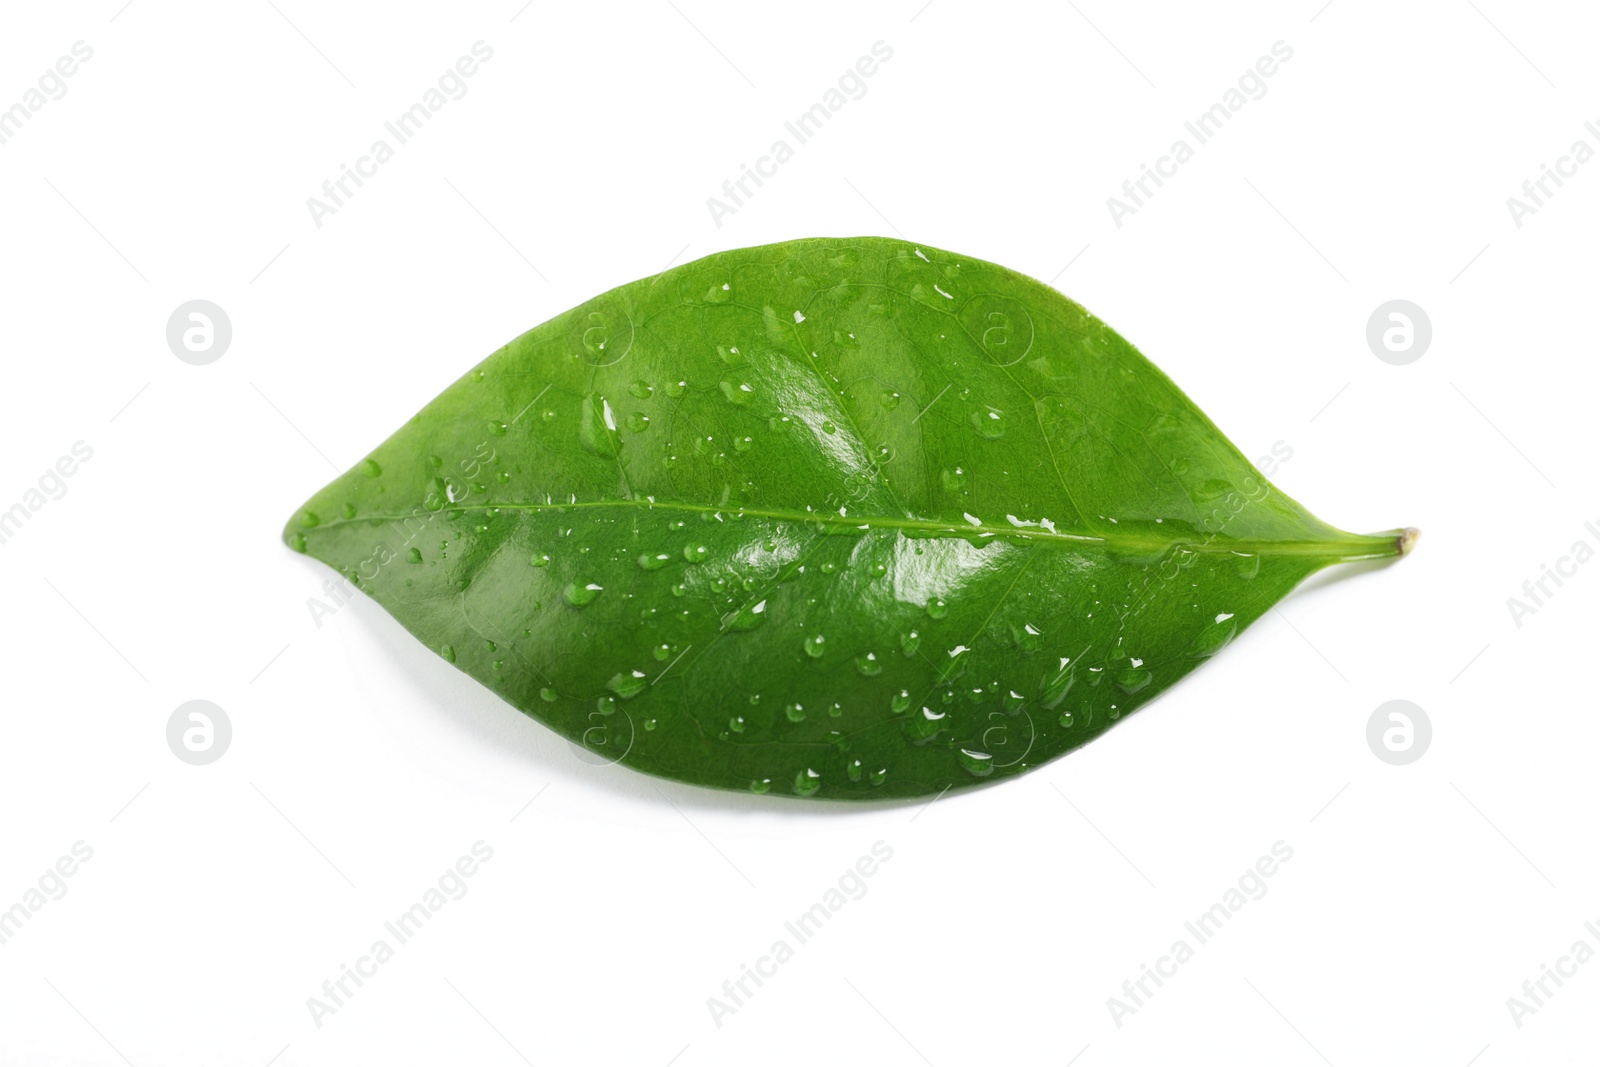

[311,497,1399,560]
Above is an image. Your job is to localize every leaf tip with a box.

[1396,527,1420,557]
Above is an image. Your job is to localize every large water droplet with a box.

[1192,615,1237,657]
[726,599,767,631]
[607,670,647,699]
[564,581,603,607]
[1115,667,1153,694]
[579,393,623,457]
[957,748,995,777]
[970,406,1006,439]
[905,706,946,745]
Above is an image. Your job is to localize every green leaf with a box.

[284,237,1412,801]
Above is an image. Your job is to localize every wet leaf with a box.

[284,237,1413,800]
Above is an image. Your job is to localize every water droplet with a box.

[1040,659,1076,709]
[727,599,767,631]
[440,644,456,663]
[855,652,882,676]
[683,544,709,563]
[880,390,901,410]
[563,581,603,607]
[733,435,753,452]
[638,552,670,571]
[342,503,357,519]
[653,642,673,661]
[1010,621,1043,653]
[531,553,551,567]
[718,344,747,366]
[579,393,623,457]
[1115,667,1153,694]
[1058,711,1075,728]
[289,532,307,553]
[905,705,946,745]
[361,458,383,477]
[970,406,1006,439]
[407,547,423,564]
[793,769,822,797]
[728,715,746,733]
[785,702,806,722]
[1003,689,1026,713]
[901,630,921,656]
[719,381,754,405]
[821,420,837,435]
[957,748,995,777]
[626,412,650,433]
[1192,617,1238,657]
[488,419,508,436]
[890,689,913,714]
[941,467,967,491]
[628,380,653,399]
[302,510,321,527]
[607,670,648,699]
[1233,552,1261,579]
[926,597,948,619]
[750,778,771,794]
[804,634,826,658]
[870,767,888,786]
[664,380,687,397]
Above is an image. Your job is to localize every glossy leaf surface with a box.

[284,237,1410,800]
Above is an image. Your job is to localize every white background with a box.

[1,1,1595,1064]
